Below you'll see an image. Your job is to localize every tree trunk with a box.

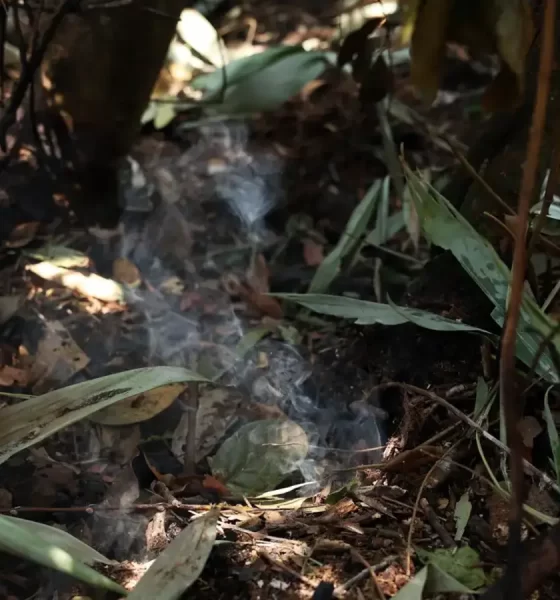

[38,0,184,226]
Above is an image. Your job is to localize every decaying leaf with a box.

[29,320,90,394]
[89,382,187,426]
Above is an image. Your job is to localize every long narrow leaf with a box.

[405,165,560,382]
[0,516,125,594]
[276,293,491,333]
[0,367,208,464]
[309,179,382,293]
[128,509,219,600]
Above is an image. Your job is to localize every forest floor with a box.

[0,1,559,599]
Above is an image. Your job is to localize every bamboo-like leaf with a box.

[0,367,208,464]
[128,508,219,600]
[276,293,491,334]
[0,516,125,594]
[405,165,560,382]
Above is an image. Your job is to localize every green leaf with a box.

[417,546,486,590]
[454,492,472,542]
[153,102,177,130]
[192,45,303,94]
[405,165,560,382]
[365,210,405,246]
[276,293,491,333]
[392,566,429,600]
[0,367,208,465]
[309,179,382,293]
[209,419,309,495]
[193,46,329,115]
[0,516,125,594]
[128,508,219,600]
[0,516,114,565]
[543,386,560,483]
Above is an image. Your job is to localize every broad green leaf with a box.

[417,546,486,590]
[0,516,125,594]
[0,367,208,465]
[543,386,560,483]
[276,293,491,333]
[128,509,219,600]
[193,46,329,115]
[405,165,560,382]
[426,563,475,594]
[192,45,304,95]
[454,492,472,542]
[392,566,428,600]
[309,179,383,293]
[209,419,309,495]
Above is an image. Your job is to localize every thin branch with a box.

[500,2,556,599]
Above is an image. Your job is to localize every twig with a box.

[368,382,560,494]
[258,550,316,589]
[333,555,398,597]
[419,497,456,548]
[500,1,556,598]
[0,0,82,150]
[406,442,458,574]
[350,549,387,600]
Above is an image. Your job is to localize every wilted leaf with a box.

[89,382,187,426]
[0,367,207,464]
[128,508,219,600]
[0,516,125,594]
[209,419,309,495]
[417,545,487,590]
[29,320,90,394]
[454,492,472,541]
[276,293,491,334]
[309,179,382,293]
